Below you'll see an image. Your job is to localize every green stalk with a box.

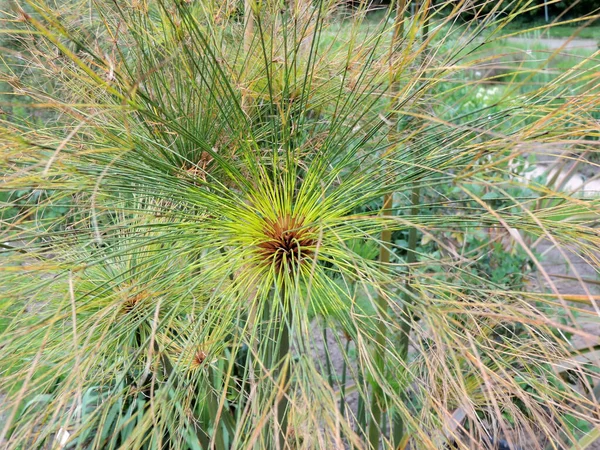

[244,0,254,55]
[393,185,420,445]
[422,0,430,44]
[368,1,406,448]
[394,1,429,444]
[323,326,334,386]
[272,284,290,447]
[242,0,255,110]
[367,192,392,448]
[339,337,351,418]
[356,370,367,436]
[207,367,227,450]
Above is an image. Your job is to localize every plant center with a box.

[256,215,316,273]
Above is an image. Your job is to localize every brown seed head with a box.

[179,151,214,184]
[191,349,208,369]
[120,290,148,314]
[256,215,316,273]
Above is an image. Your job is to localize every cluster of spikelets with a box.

[0,0,599,449]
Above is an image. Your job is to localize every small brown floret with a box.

[121,290,148,314]
[190,349,208,369]
[256,215,316,273]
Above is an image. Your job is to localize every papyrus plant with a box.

[1,0,599,448]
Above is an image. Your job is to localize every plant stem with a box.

[323,325,334,386]
[357,369,366,435]
[422,0,430,44]
[394,0,430,442]
[394,0,431,443]
[394,185,420,444]
[368,1,406,448]
[275,285,290,447]
[207,367,227,450]
[242,0,255,110]
[339,337,351,418]
[368,192,392,448]
[244,0,254,55]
